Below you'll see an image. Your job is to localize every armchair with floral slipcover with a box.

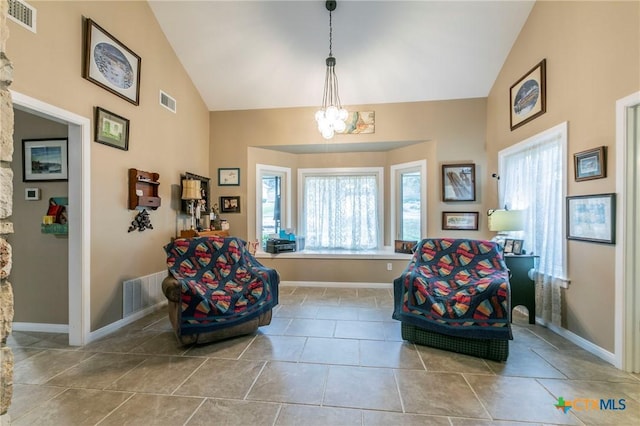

[162,236,279,345]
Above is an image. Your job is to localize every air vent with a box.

[8,0,36,33]
[159,90,177,113]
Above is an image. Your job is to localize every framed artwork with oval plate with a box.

[510,59,546,131]
[83,18,141,105]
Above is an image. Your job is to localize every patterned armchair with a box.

[393,238,512,361]
[162,236,279,345]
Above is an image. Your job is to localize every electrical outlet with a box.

[386,263,392,271]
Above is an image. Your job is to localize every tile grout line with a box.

[242,360,269,400]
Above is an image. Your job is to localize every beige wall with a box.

[486,1,640,352]
[7,1,210,330]
[9,110,68,324]
[211,98,489,282]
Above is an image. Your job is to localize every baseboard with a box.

[537,318,616,366]
[280,281,392,289]
[12,322,69,333]
[87,301,167,343]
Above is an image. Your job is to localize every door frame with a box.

[11,90,91,346]
[615,90,640,371]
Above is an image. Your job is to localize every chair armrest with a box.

[162,275,181,303]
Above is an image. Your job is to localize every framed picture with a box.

[512,239,524,255]
[94,107,129,150]
[394,240,417,254]
[442,211,479,230]
[22,138,68,182]
[503,239,514,253]
[567,193,616,244]
[83,18,141,105]
[574,146,606,181]
[510,59,546,131]
[442,164,476,201]
[220,196,241,213]
[218,168,240,186]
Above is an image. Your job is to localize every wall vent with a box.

[122,271,166,318]
[159,90,177,113]
[8,0,37,33]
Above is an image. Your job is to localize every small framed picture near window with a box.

[218,168,240,186]
[94,107,129,150]
[442,211,479,230]
[512,239,524,255]
[567,193,616,244]
[503,239,514,254]
[83,18,141,105]
[574,146,606,181]
[22,138,68,182]
[442,164,476,201]
[220,196,241,213]
[510,59,546,131]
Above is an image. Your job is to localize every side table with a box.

[504,254,538,324]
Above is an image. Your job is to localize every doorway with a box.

[11,90,91,346]
[615,91,640,372]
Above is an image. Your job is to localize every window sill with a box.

[254,246,414,261]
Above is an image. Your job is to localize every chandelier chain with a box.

[328,9,333,57]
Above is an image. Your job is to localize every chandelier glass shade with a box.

[315,1,347,140]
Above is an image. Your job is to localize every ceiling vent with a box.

[8,0,36,33]
[159,90,177,113]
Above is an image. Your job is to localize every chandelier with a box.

[315,0,348,140]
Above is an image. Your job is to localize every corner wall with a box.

[486,0,640,352]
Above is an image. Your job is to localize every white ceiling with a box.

[148,0,535,112]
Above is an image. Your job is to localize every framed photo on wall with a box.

[220,196,241,213]
[22,138,68,182]
[442,211,479,230]
[566,193,616,244]
[83,18,141,105]
[218,168,240,186]
[574,146,606,181]
[94,107,129,150]
[442,163,476,202]
[510,59,546,131]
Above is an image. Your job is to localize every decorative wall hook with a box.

[128,209,153,232]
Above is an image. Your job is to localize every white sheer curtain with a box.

[500,124,566,325]
[304,175,379,250]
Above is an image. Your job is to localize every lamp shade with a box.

[488,209,524,232]
[181,179,201,200]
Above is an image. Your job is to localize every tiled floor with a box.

[6,285,640,425]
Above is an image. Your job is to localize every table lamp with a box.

[181,179,201,230]
[488,209,524,247]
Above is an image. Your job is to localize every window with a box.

[391,160,427,241]
[499,122,567,324]
[256,164,291,247]
[299,167,383,250]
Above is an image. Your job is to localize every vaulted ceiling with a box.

[149,1,535,112]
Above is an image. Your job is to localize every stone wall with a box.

[0,0,14,420]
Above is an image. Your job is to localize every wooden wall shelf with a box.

[128,168,161,210]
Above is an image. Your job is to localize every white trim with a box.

[390,160,427,241]
[279,281,392,289]
[539,319,616,366]
[11,90,91,346]
[298,167,385,249]
[88,301,167,343]
[255,164,292,242]
[12,322,69,333]
[615,90,640,371]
